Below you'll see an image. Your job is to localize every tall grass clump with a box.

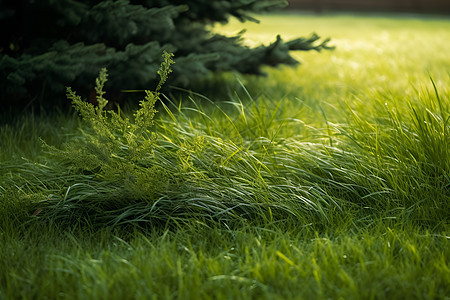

[335,78,449,227]
[7,65,448,231]
[3,65,448,233]
[22,52,337,229]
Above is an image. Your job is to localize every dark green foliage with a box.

[0,0,333,108]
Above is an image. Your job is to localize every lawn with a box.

[1,13,449,299]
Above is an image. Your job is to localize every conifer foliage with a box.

[0,0,333,108]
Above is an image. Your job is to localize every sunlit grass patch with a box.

[0,223,448,299]
[215,14,450,110]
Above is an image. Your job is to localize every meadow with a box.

[1,13,449,299]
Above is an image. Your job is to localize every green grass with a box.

[1,13,449,299]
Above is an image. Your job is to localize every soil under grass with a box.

[1,13,449,300]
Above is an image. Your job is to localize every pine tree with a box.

[0,0,333,109]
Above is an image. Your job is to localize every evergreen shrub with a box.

[0,0,333,108]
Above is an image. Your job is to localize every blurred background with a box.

[286,0,450,14]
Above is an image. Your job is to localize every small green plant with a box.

[68,51,174,163]
[40,52,176,226]
[63,52,174,177]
